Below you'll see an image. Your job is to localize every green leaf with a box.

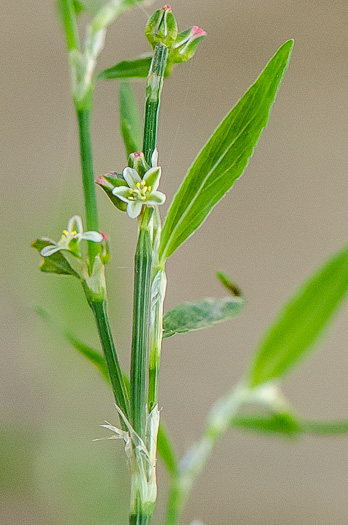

[301,420,348,436]
[231,412,301,438]
[163,296,244,339]
[159,40,294,262]
[249,244,348,387]
[36,307,109,381]
[216,271,242,297]
[73,0,84,14]
[37,308,178,472]
[119,81,142,157]
[232,413,348,438]
[98,57,152,81]
[32,239,80,278]
[157,421,178,475]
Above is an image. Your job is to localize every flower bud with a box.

[95,172,127,212]
[100,232,111,265]
[145,5,178,49]
[170,26,207,64]
[128,152,149,177]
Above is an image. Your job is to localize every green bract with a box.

[112,166,165,219]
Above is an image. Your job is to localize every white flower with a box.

[40,215,103,257]
[112,166,166,219]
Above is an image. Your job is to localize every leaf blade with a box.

[231,412,301,438]
[249,244,348,386]
[163,296,244,339]
[231,413,348,438]
[159,40,294,262]
[98,57,152,81]
[119,81,142,157]
[36,307,109,381]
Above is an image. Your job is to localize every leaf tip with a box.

[216,271,242,297]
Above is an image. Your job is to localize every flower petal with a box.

[127,200,142,219]
[151,148,158,167]
[80,231,103,243]
[112,186,132,203]
[146,191,166,205]
[68,215,83,235]
[144,167,161,192]
[40,245,62,257]
[123,167,141,188]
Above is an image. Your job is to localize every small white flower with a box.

[40,215,103,257]
[112,166,166,219]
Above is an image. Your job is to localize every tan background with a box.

[2,0,348,523]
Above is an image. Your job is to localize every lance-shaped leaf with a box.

[231,412,301,438]
[163,296,244,339]
[32,239,80,278]
[157,421,178,475]
[159,40,293,262]
[98,56,152,81]
[36,307,109,380]
[119,81,142,157]
[37,307,179,474]
[231,413,348,438]
[249,244,348,387]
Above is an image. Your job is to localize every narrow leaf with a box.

[119,81,142,157]
[159,40,293,262]
[249,244,348,387]
[157,421,178,475]
[36,307,109,381]
[163,296,244,339]
[301,420,348,436]
[32,239,80,278]
[232,413,348,438]
[216,271,242,297]
[231,413,300,438]
[98,57,152,81]
[37,308,178,471]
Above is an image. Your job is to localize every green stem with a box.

[165,385,248,525]
[143,43,169,164]
[90,300,130,422]
[77,108,99,267]
[60,0,80,51]
[130,208,153,437]
[61,1,99,268]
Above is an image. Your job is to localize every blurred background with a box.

[2,0,348,523]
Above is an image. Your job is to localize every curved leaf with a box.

[163,296,244,339]
[159,40,293,262]
[249,244,348,386]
